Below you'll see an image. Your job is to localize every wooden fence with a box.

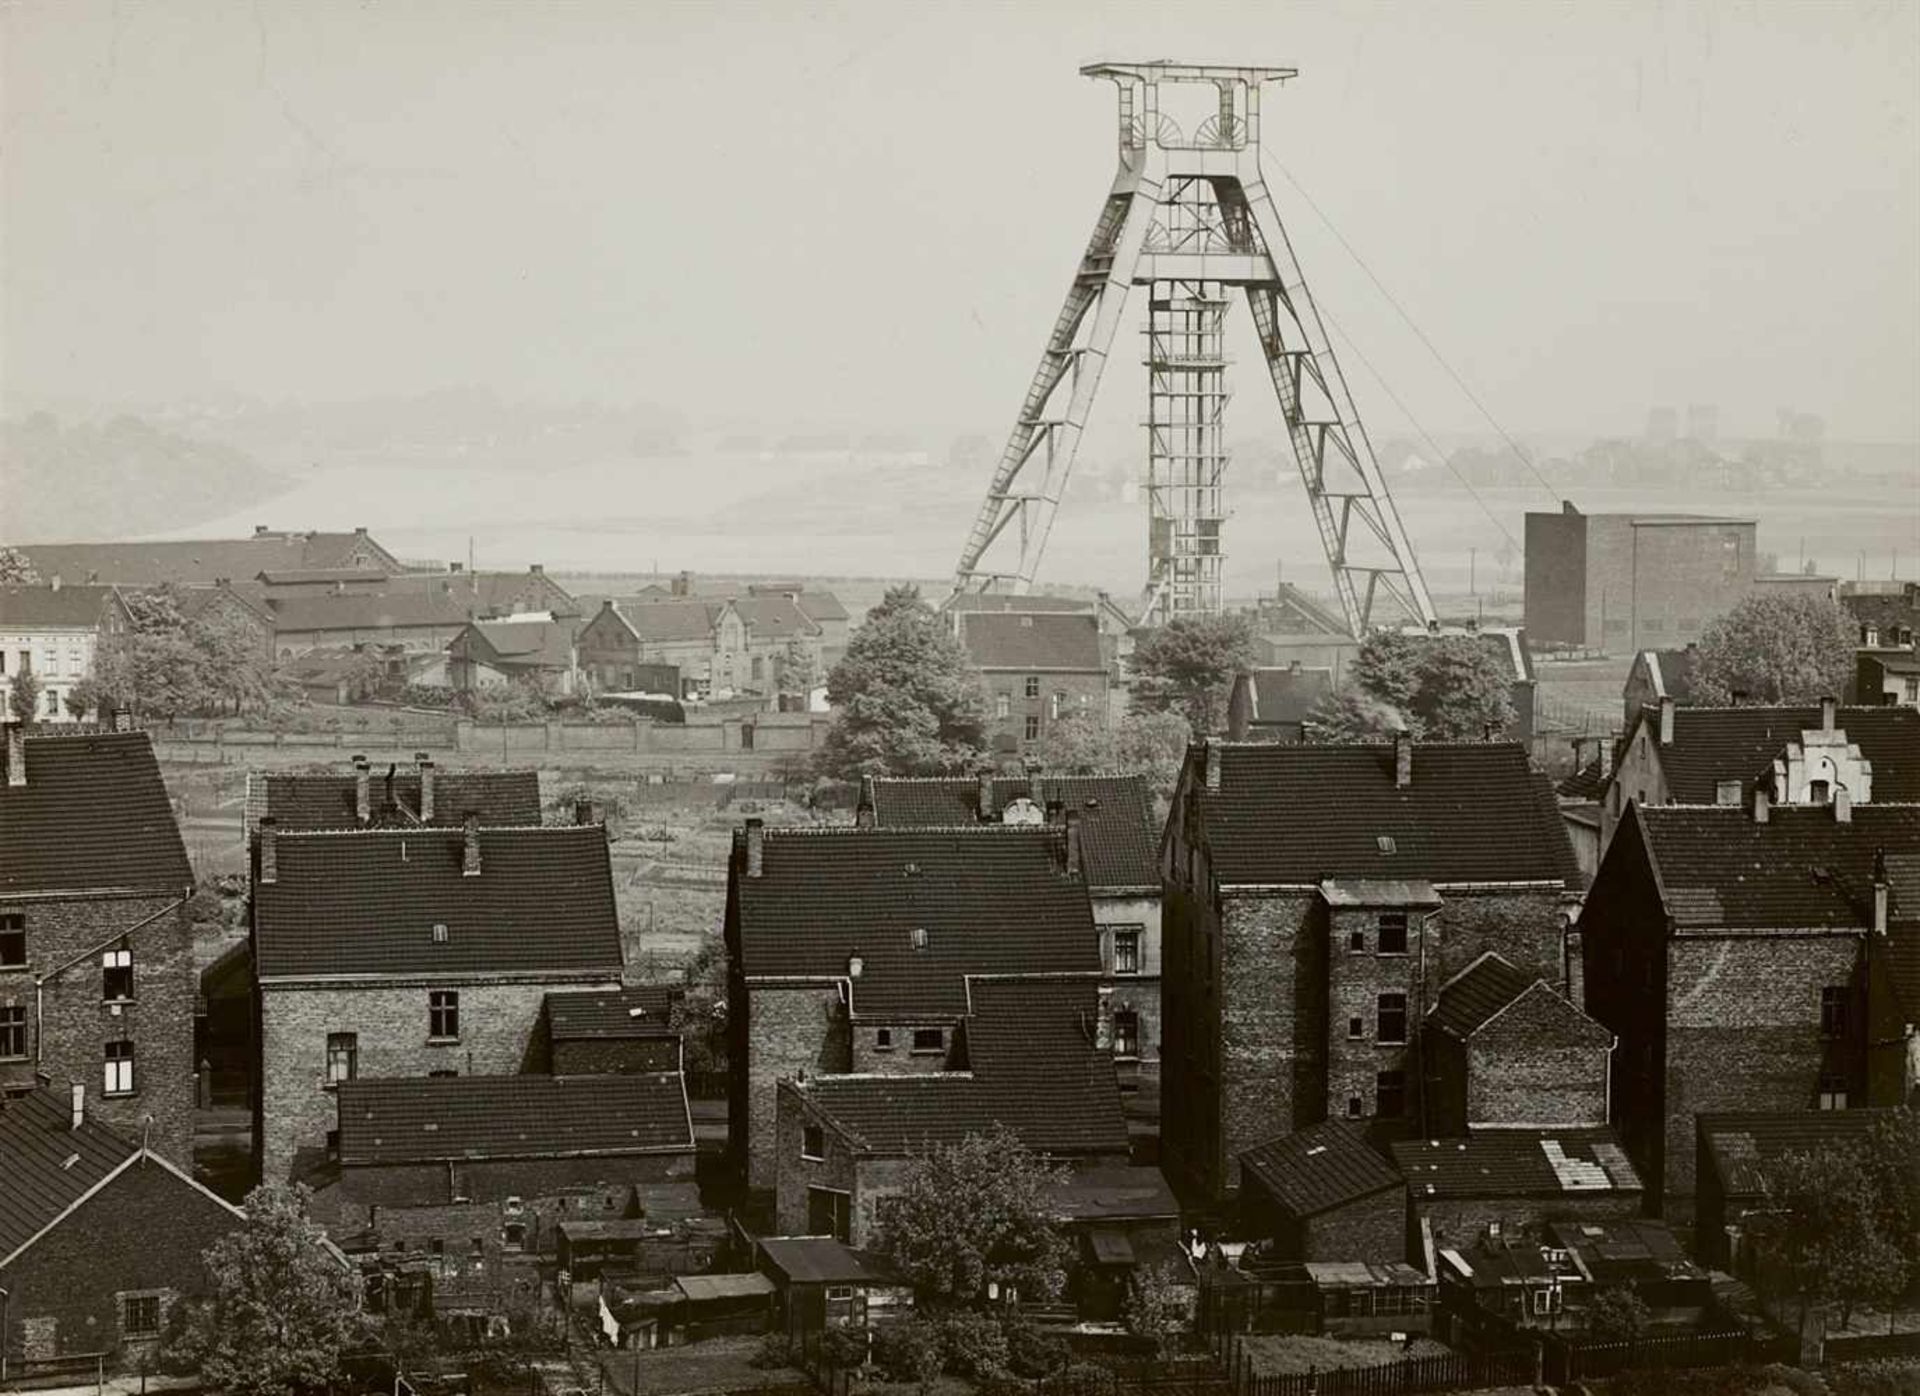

[1228,1349,1534,1396]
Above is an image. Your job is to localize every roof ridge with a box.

[269,822,601,839]
[761,823,1067,837]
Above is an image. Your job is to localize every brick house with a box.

[0,1086,246,1369]
[725,822,1102,1192]
[1600,697,1920,849]
[576,595,824,700]
[1693,1110,1889,1272]
[1160,737,1579,1200]
[941,591,1138,691]
[245,757,542,834]
[542,986,683,1075]
[0,585,134,722]
[867,773,1163,1092]
[1391,1127,1644,1257]
[446,618,581,694]
[1578,797,1918,1220]
[1,727,196,1163]
[251,819,624,1182]
[1237,1119,1406,1264]
[772,978,1132,1248]
[1422,951,1612,1136]
[955,611,1109,758]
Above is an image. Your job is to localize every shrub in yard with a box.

[1830,1362,1920,1396]
[1003,1317,1070,1379]
[819,1325,873,1371]
[874,1319,945,1391]
[751,1332,793,1369]
[940,1310,1012,1379]
[1584,1286,1652,1343]
[1042,1362,1118,1396]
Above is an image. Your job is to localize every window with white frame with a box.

[104,1038,135,1096]
[326,1032,358,1086]
[0,1005,26,1059]
[1112,926,1141,975]
[102,947,133,1002]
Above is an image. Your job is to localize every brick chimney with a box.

[745,818,765,877]
[1821,695,1837,733]
[258,818,278,884]
[1045,798,1065,825]
[1064,809,1083,878]
[977,771,996,821]
[856,777,875,829]
[1834,785,1852,823]
[70,1081,84,1131]
[1204,742,1222,793]
[1873,848,1890,935]
[462,813,482,877]
[1752,784,1770,824]
[575,797,598,826]
[1658,696,1675,746]
[672,569,693,598]
[6,724,24,787]
[530,563,544,576]
[353,754,371,824]
[1395,732,1413,789]
[111,708,131,733]
[415,753,435,821]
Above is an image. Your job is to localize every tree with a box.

[779,638,822,699]
[1123,1262,1190,1368]
[1031,709,1191,799]
[1307,630,1514,742]
[1865,1107,1920,1278]
[7,668,43,723]
[817,586,986,779]
[168,1182,364,1395]
[1692,593,1857,706]
[0,547,39,583]
[1584,1287,1651,1342]
[1756,1144,1909,1329]
[876,1123,1072,1310]
[1128,613,1256,735]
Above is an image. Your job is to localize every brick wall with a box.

[1303,1189,1408,1265]
[980,670,1109,756]
[775,1084,860,1238]
[1325,905,1427,1131]
[1429,890,1568,991]
[1215,895,1322,1198]
[0,1157,241,1361]
[1465,987,1610,1129]
[1097,894,1163,1080]
[1,894,196,1165]
[257,975,616,1182]
[740,985,850,1190]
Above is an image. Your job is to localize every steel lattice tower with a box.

[952,61,1437,633]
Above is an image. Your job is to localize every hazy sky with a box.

[4,0,1917,442]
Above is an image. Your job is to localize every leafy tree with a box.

[1350,629,1423,713]
[85,586,275,719]
[1308,630,1514,742]
[1128,613,1257,735]
[1303,687,1412,744]
[1031,708,1191,799]
[817,585,985,779]
[876,1123,1071,1310]
[7,668,43,723]
[1123,1262,1190,1367]
[779,637,822,698]
[939,1310,1011,1378]
[167,1182,364,1395]
[1865,1107,1920,1275]
[1757,1144,1909,1329]
[668,938,729,1075]
[1584,1287,1651,1342]
[1692,593,1857,706]
[0,547,40,583]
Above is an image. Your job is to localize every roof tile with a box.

[869,774,1158,889]
[1240,1120,1403,1218]
[0,730,192,895]
[336,1073,692,1166]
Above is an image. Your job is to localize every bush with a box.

[1042,1363,1118,1396]
[940,1311,1012,1379]
[818,1325,872,1371]
[1584,1286,1652,1343]
[874,1319,944,1387]
[751,1332,793,1369]
[1831,1362,1920,1396]
[1003,1317,1069,1379]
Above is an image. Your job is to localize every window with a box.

[1377,912,1409,955]
[1377,993,1408,1044]
[802,1124,826,1161]
[1531,1286,1563,1316]
[1348,929,1366,953]
[0,1005,25,1059]
[1025,676,1039,700]
[1820,986,1848,1038]
[122,1293,162,1339]
[429,990,459,1040]
[0,914,24,968]
[1715,780,1742,806]
[326,1032,358,1087]
[911,1027,944,1054]
[104,1039,135,1096]
[1113,1009,1139,1059]
[1051,692,1066,720]
[1376,1070,1406,1119]
[1810,779,1831,805]
[1024,715,1040,741]
[101,947,133,1002]
[875,1027,893,1051]
[995,692,1010,719]
[807,1186,851,1243]
[1347,1016,1365,1040]
[1345,1095,1363,1119]
[1112,927,1141,975]
[503,1222,527,1251]
[751,656,764,682]
[1819,1080,1848,1111]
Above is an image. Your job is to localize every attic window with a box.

[911,927,928,950]
[1376,835,1397,855]
[431,923,448,944]
[1715,780,1741,806]
[903,862,922,877]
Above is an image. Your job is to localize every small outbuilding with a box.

[757,1236,911,1339]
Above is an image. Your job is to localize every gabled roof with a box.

[1240,1119,1403,1218]
[1189,742,1577,888]
[1632,803,1920,930]
[758,1237,900,1286]
[1631,647,1700,706]
[0,584,121,628]
[959,612,1105,672]
[461,618,579,668]
[268,590,491,633]
[246,767,542,833]
[942,592,1097,614]
[867,774,1158,890]
[0,1090,139,1260]
[1428,952,1538,1038]
[15,533,402,588]
[1391,1128,1642,1200]
[253,825,622,980]
[0,730,192,895]
[1239,667,1335,727]
[1557,758,1610,801]
[791,977,1128,1156]
[1047,1164,1180,1221]
[546,986,681,1040]
[335,1073,693,1166]
[1632,705,1920,805]
[732,826,1099,1019]
[1696,1110,1888,1197]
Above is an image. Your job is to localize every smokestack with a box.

[575,797,598,827]
[1204,742,1221,793]
[258,818,278,884]
[70,1082,84,1131]
[462,812,482,877]
[1395,732,1413,789]
[1834,786,1852,823]
[1821,695,1837,733]
[1753,785,1770,824]
[6,724,24,787]
[745,818,765,878]
[416,753,435,821]
[855,777,875,829]
[1064,809,1083,878]
[1873,848,1890,935]
[978,771,995,821]
[353,755,371,825]
[1658,697,1675,747]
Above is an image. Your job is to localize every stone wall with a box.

[1466,987,1610,1129]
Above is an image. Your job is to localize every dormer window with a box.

[1715,780,1741,806]
[911,927,928,951]
[431,923,448,944]
[1376,835,1396,855]
[1809,779,1831,806]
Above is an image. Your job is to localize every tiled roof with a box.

[1241,667,1335,727]
[1696,1110,1888,1197]
[868,774,1159,890]
[1428,953,1537,1038]
[1637,705,1920,805]
[758,1237,899,1286]
[1240,1119,1404,1218]
[1193,742,1577,888]
[1633,803,1920,929]
[0,584,120,628]
[0,730,192,895]
[335,1073,692,1166]
[546,986,681,1040]
[15,533,400,588]
[786,591,850,624]
[464,618,579,667]
[796,977,1128,1156]
[959,612,1105,671]
[252,825,622,980]
[1047,1164,1180,1221]
[943,593,1097,615]
[247,767,542,833]
[1557,758,1610,801]
[268,590,491,633]
[733,826,1100,1019]
[0,1090,138,1259]
[606,598,718,643]
[1637,648,1700,705]
[1391,1128,1642,1200]
[1842,588,1920,633]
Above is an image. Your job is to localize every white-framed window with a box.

[994,693,1011,720]
[104,1038,135,1096]
[1024,676,1039,700]
[1112,927,1141,975]
[1113,1009,1139,1059]
[1530,1286,1563,1316]
[326,1032,358,1087]
[101,947,133,1002]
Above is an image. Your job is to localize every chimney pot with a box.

[978,771,996,821]
[855,777,875,829]
[1204,742,1222,793]
[1065,809,1083,878]
[49,574,61,592]
[255,525,269,536]
[744,818,765,877]
[462,812,482,877]
[415,753,435,821]
[1834,786,1852,823]
[353,754,371,824]
[530,563,544,575]
[1658,696,1675,746]
[258,818,278,884]
[70,1082,85,1131]
[1753,785,1771,824]
[6,724,25,788]
[1394,732,1414,789]
[1821,695,1837,732]
[1045,799,1065,826]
